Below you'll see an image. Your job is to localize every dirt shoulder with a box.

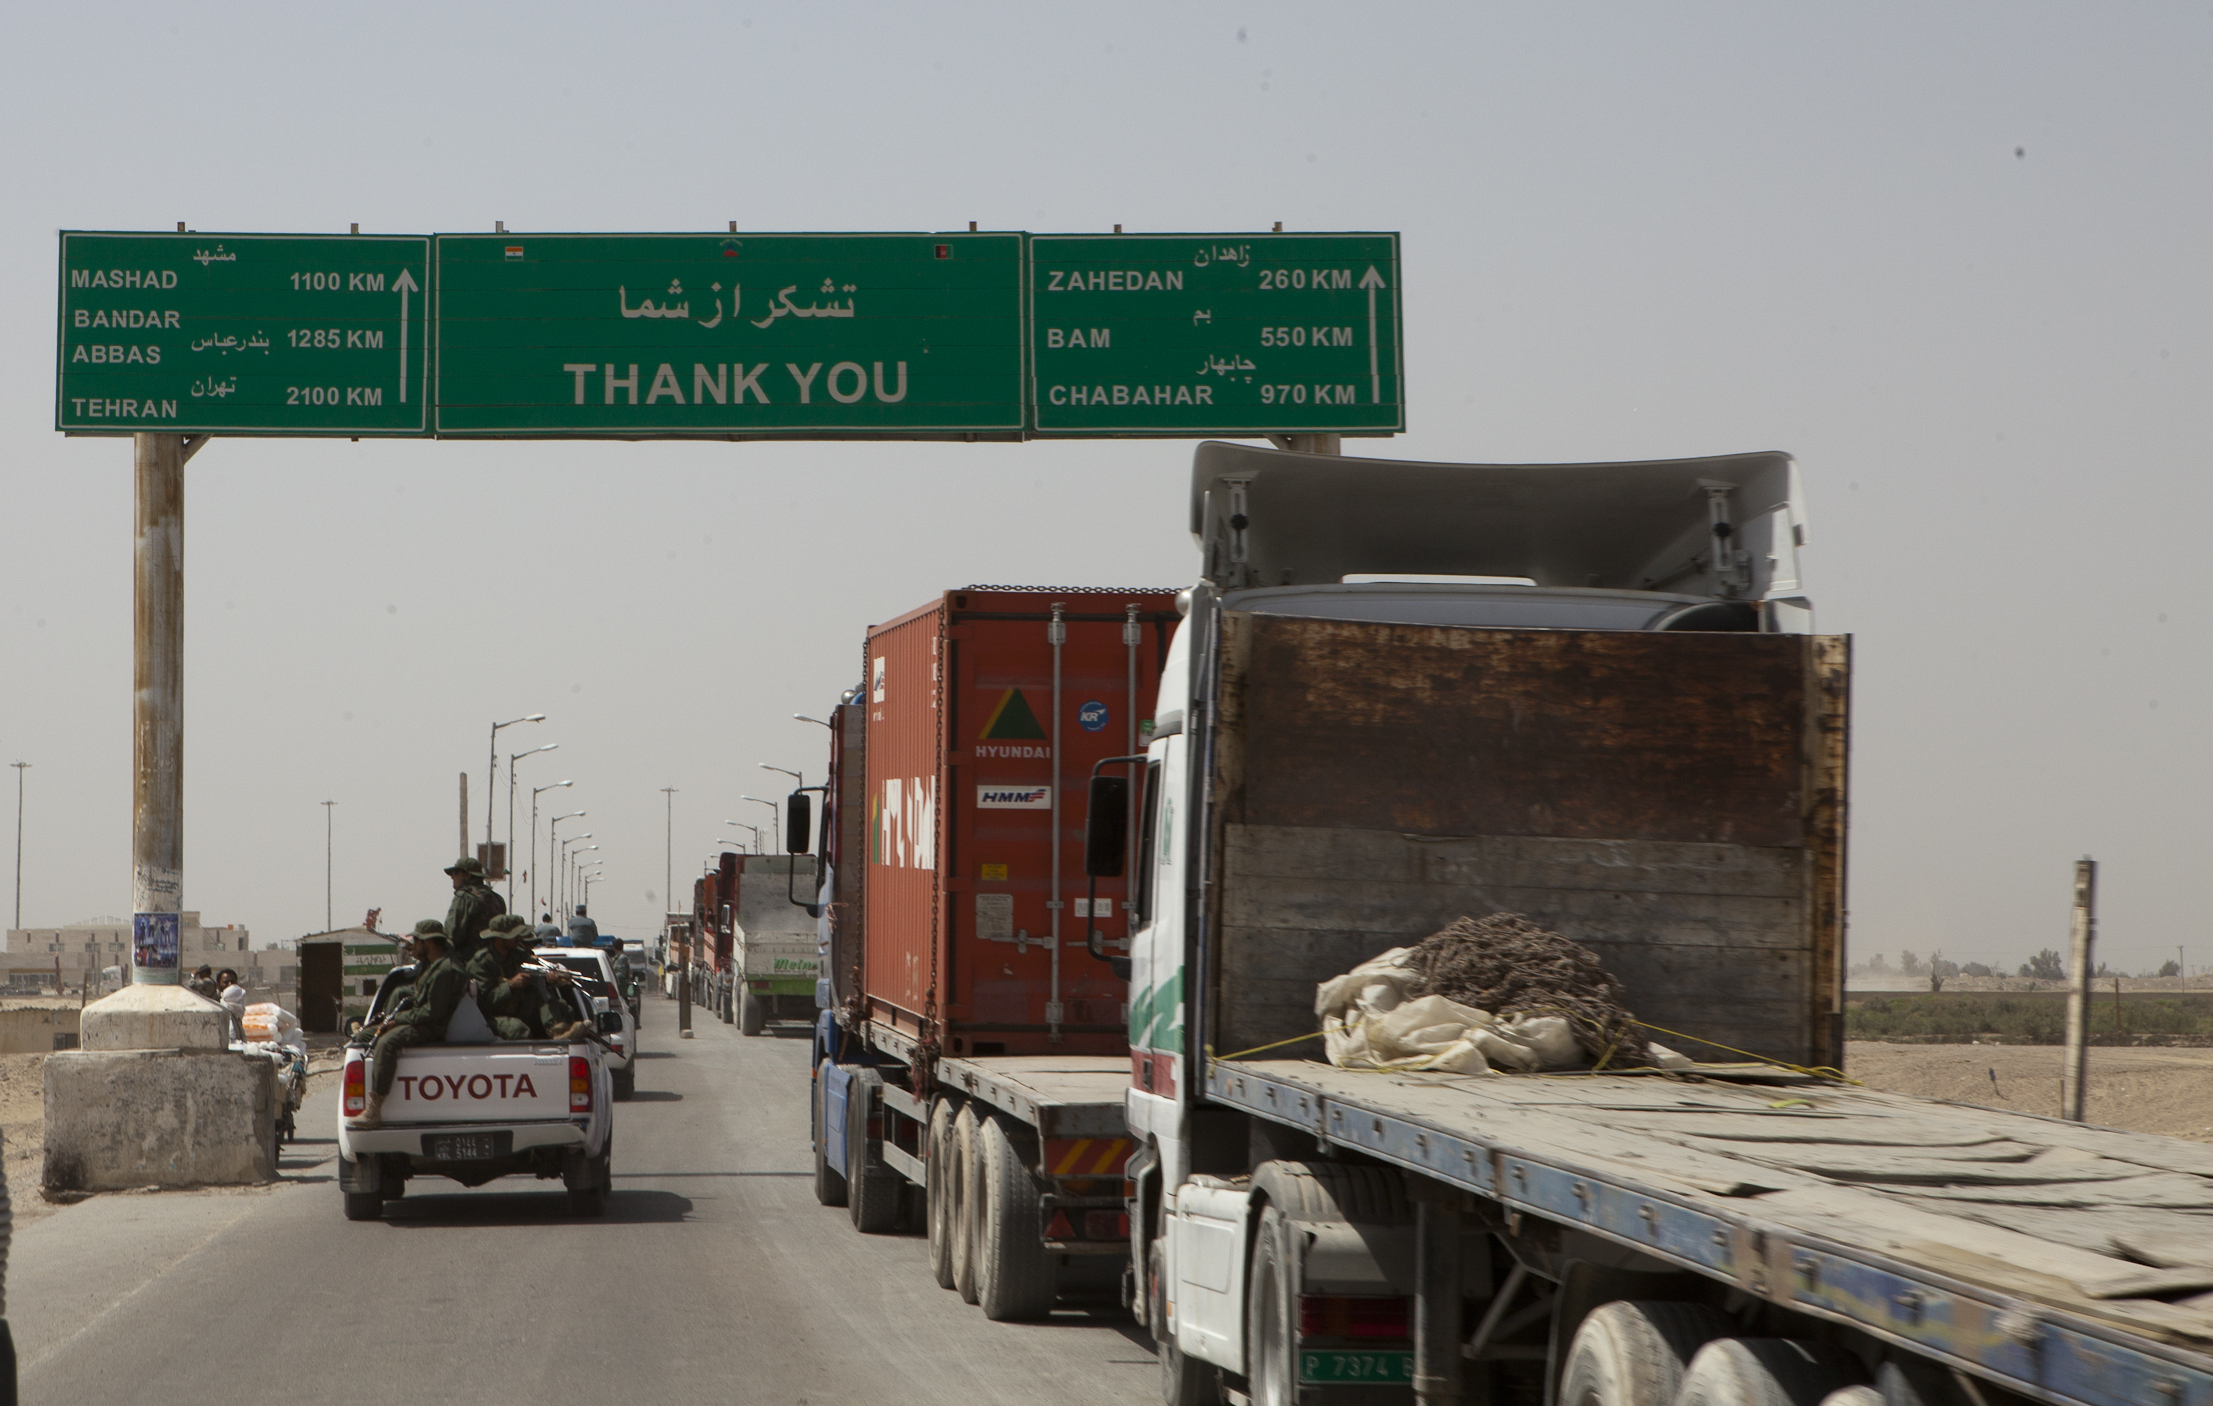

[1846,1040,2213,1140]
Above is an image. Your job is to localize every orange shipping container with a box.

[862,587,1180,1058]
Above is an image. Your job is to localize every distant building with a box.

[3,913,289,993]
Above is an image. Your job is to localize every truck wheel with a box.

[952,1102,981,1303]
[813,1059,849,1207]
[847,1070,901,1233]
[1246,1203,1299,1406]
[342,1190,382,1222]
[567,1140,611,1217]
[613,1067,636,1100]
[976,1113,1056,1320]
[739,986,765,1036]
[927,1098,961,1287]
[1151,1240,1222,1406]
[1675,1339,1858,1406]
[1557,1301,1736,1406]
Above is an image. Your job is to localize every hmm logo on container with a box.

[977,784,1051,810]
[872,656,886,703]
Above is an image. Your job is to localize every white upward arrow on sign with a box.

[393,268,419,403]
[1358,266,1386,405]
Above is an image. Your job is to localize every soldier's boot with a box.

[347,1092,387,1130]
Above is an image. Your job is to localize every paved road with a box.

[12,995,1162,1405]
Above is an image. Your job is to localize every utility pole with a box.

[665,786,690,1038]
[322,800,334,932]
[2062,857,2098,1122]
[11,761,28,932]
[457,772,467,864]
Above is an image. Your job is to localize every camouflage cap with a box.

[486,912,529,935]
[444,856,486,878]
[410,918,448,941]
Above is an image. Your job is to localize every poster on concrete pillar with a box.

[133,912,179,969]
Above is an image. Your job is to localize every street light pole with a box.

[738,795,780,852]
[560,835,594,914]
[486,714,545,855]
[547,810,585,919]
[322,800,334,932]
[530,783,572,918]
[12,761,30,932]
[507,743,557,906]
[661,787,677,919]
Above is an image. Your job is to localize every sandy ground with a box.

[1846,1040,2213,1140]
[0,1054,54,1226]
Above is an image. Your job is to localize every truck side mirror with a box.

[1085,776,1129,877]
[786,792,813,854]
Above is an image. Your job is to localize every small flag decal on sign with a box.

[504,246,524,260]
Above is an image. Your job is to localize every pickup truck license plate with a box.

[424,1132,511,1160]
[1298,1350,1415,1385]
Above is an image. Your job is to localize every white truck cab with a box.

[337,962,615,1219]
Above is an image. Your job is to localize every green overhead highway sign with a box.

[56,229,1404,439]
[1027,233,1401,436]
[56,232,431,435]
[434,232,1025,437]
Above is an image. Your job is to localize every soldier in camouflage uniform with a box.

[442,855,507,965]
[466,914,586,1040]
[348,919,468,1129]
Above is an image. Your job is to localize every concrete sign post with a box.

[47,431,273,1195]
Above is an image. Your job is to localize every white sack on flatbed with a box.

[1315,947,1688,1075]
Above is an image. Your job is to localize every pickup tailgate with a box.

[387,1044,574,1123]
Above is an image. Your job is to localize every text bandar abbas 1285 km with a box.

[1028,231,1403,436]
[55,231,433,436]
[433,231,1026,438]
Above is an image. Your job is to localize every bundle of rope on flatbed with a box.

[1402,913,1651,1068]
[1310,912,1690,1076]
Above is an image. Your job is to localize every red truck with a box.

[806,586,1179,1320]
[687,853,738,1026]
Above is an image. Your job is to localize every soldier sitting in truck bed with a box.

[466,914,588,1041]
[346,919,467,1130]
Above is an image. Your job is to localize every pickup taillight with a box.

[570,1056,592,1112]
[343,1057,365,1115]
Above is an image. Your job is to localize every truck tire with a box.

[847,1070,901,1233]
[1151,1240,1222,1406]
[342,1190,382,1222]
[1675,1339,1858,1406]
[927,1098,961,1288]
[1557,1301,1736,1406]
[976,1113,1056,1321]
[952,1102,981,1303]
[613,1066,636,1100]
[567,1139,611,1217]
[739,985,765,1036]
[1246,1202,1298,1406]
[813,1059,848,1207]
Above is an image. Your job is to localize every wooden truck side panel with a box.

[1206,612,1849,1069]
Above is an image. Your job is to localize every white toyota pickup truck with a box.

[337,962,616,1220]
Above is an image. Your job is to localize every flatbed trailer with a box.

[1097,443,2213,1406]
[1208,1057,2213,1405]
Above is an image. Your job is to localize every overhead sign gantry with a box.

[56,228,1402,439]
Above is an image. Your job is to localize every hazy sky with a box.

[2,3,2208,973]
